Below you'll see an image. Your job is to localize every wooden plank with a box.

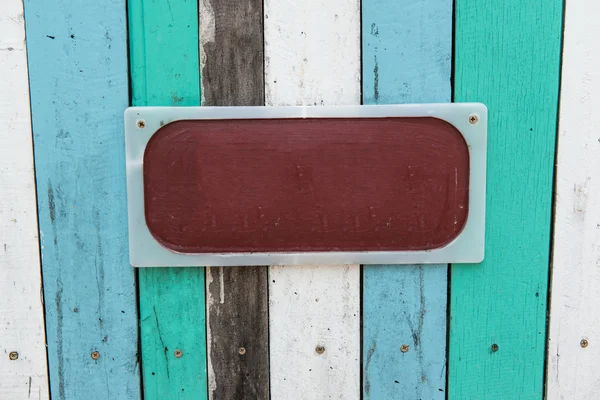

[205,267,268,399]
[0,1,49,398]
[128,0,207,399]
[264,0,360,400]
[361,0,451,398]
[449,0,562,398]
[199,1,268,396]
[22,0,141,398]
[269,265,360,399]
[363,267,447,399]
[546,1,600,398]
[265,1,360,397]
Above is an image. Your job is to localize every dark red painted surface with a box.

[143,117,469,253]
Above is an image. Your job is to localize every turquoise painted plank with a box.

[449,1,562,398]
[128,0,207,398]
[22,0,140,399]
[361,0,452,398]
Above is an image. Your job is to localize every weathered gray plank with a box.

[200,0,264,107]
[206,267,269,399]
[200,0,268,398]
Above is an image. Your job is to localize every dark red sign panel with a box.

[143,117,469,253]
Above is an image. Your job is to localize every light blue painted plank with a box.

[23,1,140,399]
[361,0,452,398]
[364,266,448,397]
[362,0,451,105]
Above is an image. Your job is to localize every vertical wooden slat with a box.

[200,0,264,107]
[200,1,268,398]
[547,1,600,398]
[0,0,49,398]
[23,0,140,398]
[361,0,451,398]
[450,0,562,398]
[128,0,207,398]
[264,1,361,398]
[205,268,268,399]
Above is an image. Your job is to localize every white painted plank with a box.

[0,1,50,399]
[269,266,360,399]
[265,0,360,108]
[264,1,361,398]
[547,1,600,398]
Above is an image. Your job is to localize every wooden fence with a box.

[0,0,595,399]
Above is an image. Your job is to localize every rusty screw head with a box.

[315,345,325,354]
[91,351,100,360]
[400,344,409,353]
[8,351,19,360]
[581,339,589,348]
[136,119,146,129]
[491,344,499,352]
[468,114,479,125]
[238,347,246,355]
[174,349,183,358]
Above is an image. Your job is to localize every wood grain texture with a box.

[0,1,49,398]
[450,1,562,398]
[23,0,141,398]
[128,0,207,398]
[546,1,600,398]
[264,0,361,397]
[206,267,269,400]
[199,1,269,397]
[200,0,264,107]
[361,1,451,397]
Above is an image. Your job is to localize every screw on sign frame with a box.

[124,104,487,267]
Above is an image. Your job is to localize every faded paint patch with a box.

[199,0,215,106]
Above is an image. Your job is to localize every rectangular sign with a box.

[125,104,487,266]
